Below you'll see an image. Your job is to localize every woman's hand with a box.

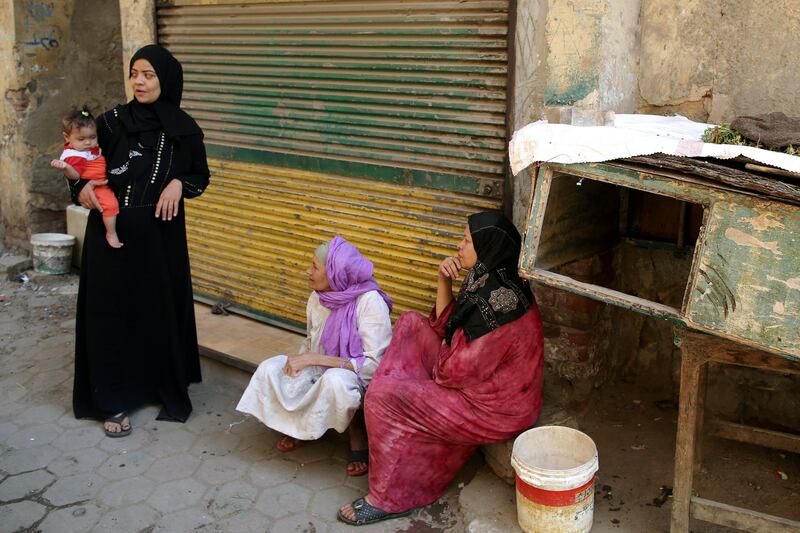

[283,353,353,376]
[283,354,317,376]
[436,256,461,317]
[438,256,463,281]
[155,179,183,221]
[77,180,108,211]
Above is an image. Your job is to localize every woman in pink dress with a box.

[338,211,545,526]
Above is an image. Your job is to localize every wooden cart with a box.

[519,158,800,532]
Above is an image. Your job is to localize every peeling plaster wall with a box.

[0,0,125,249]
[543,0,604,107]
[512,0,641,227]
[511,0,548,228]
[510,1,800,424]
[542,0,640,110]
[635,0,800,428]
[1,1,26,250]
[599,0,640,113]
[639,0,800,122]
[119,0,156,102]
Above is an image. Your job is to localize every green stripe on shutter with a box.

[157,0,509,195]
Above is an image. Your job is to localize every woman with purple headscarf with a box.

[236,237,392,476]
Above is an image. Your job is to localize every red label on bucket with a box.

[516,475,595,507]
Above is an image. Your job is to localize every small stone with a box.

[72,507,87,517]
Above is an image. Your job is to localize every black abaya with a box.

[72,101,209,422]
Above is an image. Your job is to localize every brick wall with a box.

[534,252,614,411]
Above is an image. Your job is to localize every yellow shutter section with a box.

[186,161,501,329]
[156,0,509,329]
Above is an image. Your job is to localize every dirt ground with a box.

[582,380,800,532]
[1,269,798,532]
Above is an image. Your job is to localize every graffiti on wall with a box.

[22,34,59,51]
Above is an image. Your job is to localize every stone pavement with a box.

[0,272,465,533]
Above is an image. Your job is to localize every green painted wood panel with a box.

[686,200,800,357]
[521,162,800,360]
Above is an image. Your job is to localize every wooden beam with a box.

[709,419,800,454]
[670,345,705,532]
[680,330,800,375]
[199,345,257,374]
[625,154,800,205]
[744,163,800,181]
[691,497,800,532]
[524,268,684,324]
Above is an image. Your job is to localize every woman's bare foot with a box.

[106,232,123,248]
[276,435,305,452]
[347,411,368,476]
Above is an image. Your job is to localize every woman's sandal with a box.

[346,449,369,477]
[103,412,131,438]
[337,497,412,526]
[276,435,305,452]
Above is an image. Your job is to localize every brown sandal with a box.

[337,497,411,525]
[103,412,131,438]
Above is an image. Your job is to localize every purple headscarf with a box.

[317,236,393,370]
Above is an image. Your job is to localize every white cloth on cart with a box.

[509,114,800,175]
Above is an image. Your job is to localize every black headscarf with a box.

[118,44,201,141]
[444,212,533,345]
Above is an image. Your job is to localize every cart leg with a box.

[671,341,704,532]
[694,362,709,471]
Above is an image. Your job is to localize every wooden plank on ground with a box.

[194,303,304,371]
[708,419,800,454]
[691,497,800,532]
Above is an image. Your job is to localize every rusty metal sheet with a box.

[156,0,510,194]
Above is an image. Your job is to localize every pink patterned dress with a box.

[364,299,544,512]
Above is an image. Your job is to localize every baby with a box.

[51,108,122,248]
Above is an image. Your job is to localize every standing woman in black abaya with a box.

[70,45,210,436]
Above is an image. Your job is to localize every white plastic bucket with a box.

[30,233,76,275]
[511,426,599,533]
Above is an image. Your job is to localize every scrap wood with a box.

[624,154,800,205]
[744,163,800,181]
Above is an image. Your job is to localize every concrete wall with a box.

[542,0,640,111]
[0,0,125,250]
[638,0,800,122]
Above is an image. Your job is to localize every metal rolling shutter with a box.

[156,0,509,329]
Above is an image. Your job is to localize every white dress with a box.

[236,290,392,440]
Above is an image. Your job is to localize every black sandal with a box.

[103,412,131,438]
[337,497,412,526]
[347,449,369,477]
